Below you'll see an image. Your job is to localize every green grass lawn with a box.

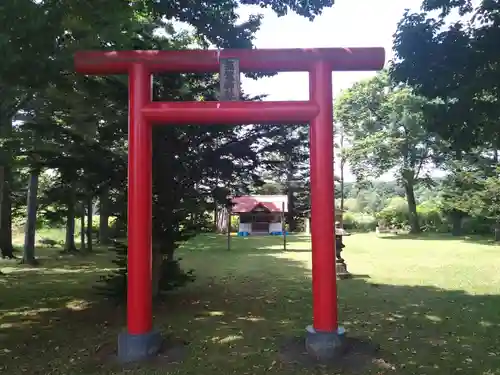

[1,232,500,374]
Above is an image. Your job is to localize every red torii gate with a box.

[74,47,384,363]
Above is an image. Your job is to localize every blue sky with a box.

[237,0,424,181]
[239,0,422,101]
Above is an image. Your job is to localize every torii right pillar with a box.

[305,53,383,360]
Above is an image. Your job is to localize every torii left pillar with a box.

[74,47,384,363]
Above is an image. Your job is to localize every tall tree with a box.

[258,125,310,231]
[391,0,500,235]
[335,71,436,233]
[335,122,348,225]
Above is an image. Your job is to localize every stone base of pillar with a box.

[117,330,162,363]
[278,330,385,371]
[304,325,346,361]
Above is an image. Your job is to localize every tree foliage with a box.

[391,0,500,151]
[0,0,332,290]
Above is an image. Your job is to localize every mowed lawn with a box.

[1,232,500,375]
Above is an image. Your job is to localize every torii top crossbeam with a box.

[74,47,385,74]
[74,48,385,125]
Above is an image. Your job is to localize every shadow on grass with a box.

[0,237,499,375]
[378,232,500,247]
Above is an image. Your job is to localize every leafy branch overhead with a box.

[391,0,500,151]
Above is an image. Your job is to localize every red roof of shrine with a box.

[231,195,288,213]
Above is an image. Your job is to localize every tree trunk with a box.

[494,222,500,242]
[286,164,296,232]
[0,165,14,258]
[165,240,175,262]
[403,179,420,233]
[152,243,163,299]
[450,211,463,236]
[213,203,218,232]
[451,148,464,236]
[64,184,77,252]
[22,168,40,265]
[216,206,229,233]
[212,176,220,233]
[0,112,15,259]
[80,204,86,251]
[339,124,345,226]
[494,147,499,240]
[286,186,296,232]
[86,195,93,252]
[339,175,344,226]
[99,187,111,244]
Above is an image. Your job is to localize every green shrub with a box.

[461,217,494,235]
[417,201,447,232]
[343,212,377,232]
[376,197,409,229]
